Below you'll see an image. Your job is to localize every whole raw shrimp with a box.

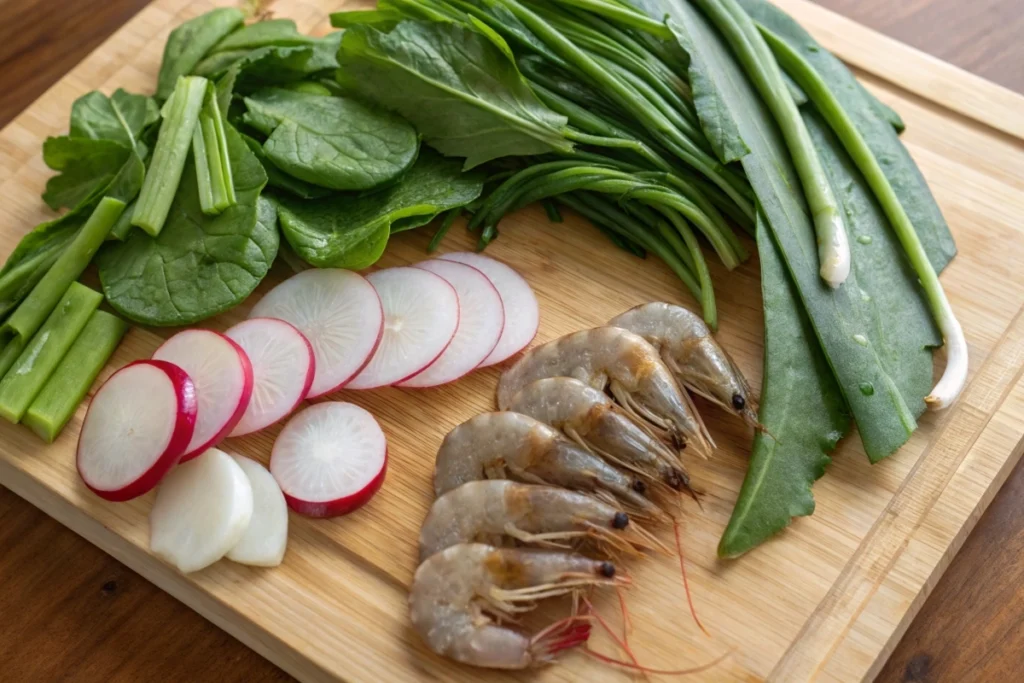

[508,377,691,491]
[419,480,665,562]
[433,412,665,519]
[409,543,624,669]
[610,302,758,427]
[497,327,712,456]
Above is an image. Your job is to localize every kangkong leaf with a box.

[69,89,159,148]
[156,8,245,100]
[737,0,953,271]
[98,126,276,326]
[210,19,314,52]
[243,88,419,191]
[276,149,484,269]
[671,4,930,460]
[337,20,572,168]
[719,218,849,557]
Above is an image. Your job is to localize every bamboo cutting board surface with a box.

[1,0,1023,681]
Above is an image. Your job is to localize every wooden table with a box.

[0,1,1021,681]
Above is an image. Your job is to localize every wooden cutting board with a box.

[1,0,1023,680]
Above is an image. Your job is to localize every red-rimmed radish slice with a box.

[77,360,197,502]
[225,318,315,436]
[398,259,505,388]
[271,402,387,517]
[439,252,539,366]
[153,330,253,461]
[346,267,459,390]
[149,448,253,573]
[226,454,288,567]
[250,269,383,397]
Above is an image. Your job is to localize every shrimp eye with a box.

[599,562,616,578]
[732,393,746,411]
[612,512,629,529]
[632,480,647,493]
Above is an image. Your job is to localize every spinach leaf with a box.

[337,20,572,168]
[98,126,276,326]
[242,88,419,191]
[737,0,953,271]
[69,89,159,148]
[275,148,484,269]
[156,8,245,100]
[719,217,849,557]
[671,4,931,460]
[210,19,314,52]
[240,132,333,199]
[41,138,129,210]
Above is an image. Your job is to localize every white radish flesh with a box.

[250,269,383,397]
[225,318,315,436]
[152,329,253,460]
[271,402,387,517]
[150,448,254,573]
[77,360,197,502]
[347,267,459,389]
[398,259,505,388]
[439,252,539,366]
[226,454,288,567]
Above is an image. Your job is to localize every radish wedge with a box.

[250,269,383,397]
[153,330,253,460]
[347,267,459,389]
[439,252,539,366]
[77,360,197,502]
[271,402,387,517]
[226,454,288,567]
[225,318,315,436]
[398,259,505,388]
[150,448,254,574]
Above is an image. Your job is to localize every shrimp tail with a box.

[529,615,594,663]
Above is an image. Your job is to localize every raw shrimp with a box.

[409,543,624,669]
[609,302,759,427]
[419,480,664,562]
[497,327,712,456]
[508,377,691,491]
[433,412,665,519]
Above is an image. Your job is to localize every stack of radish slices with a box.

[75,252,537,574]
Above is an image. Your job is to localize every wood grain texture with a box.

[0,0,1022,682]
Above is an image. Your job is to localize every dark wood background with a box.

[0,1,1021,681]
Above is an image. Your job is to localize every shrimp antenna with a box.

[584,646,735,676]
[581,596,646,679]
[674,518,709,637]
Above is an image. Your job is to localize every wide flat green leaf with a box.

[98,126,276,326]
[210,19,314,52]
[737,0,954,271]
[243,88,419,191]
[156,8,245,100]
[671,4,931,460]
[337,20,572,168]
[69,89,159,148]
[240,133,333,199]
[41,138,128,210]
[276,148,484,269]
[719,217,849,557]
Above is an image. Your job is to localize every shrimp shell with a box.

[409,543,623,669]
[497,327,712,456]
[610,302,758,426]
[508,377,690,490]
[419,480,664,562]
[433,411,664,519]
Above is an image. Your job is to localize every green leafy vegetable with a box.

[99,126,277,326]
[156,8,245,101]
[672,2,933,459]
[718,218,849,557]
[240,133,333,199]
[337,20,573,168]
[242,88,419,191]
[41,138,129,210]
[275,148,484,269]
[210,18,314,52]
[68,88,159,148]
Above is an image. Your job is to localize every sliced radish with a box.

[224,318,315,436]
[439,252,539,366]
[397,260,505,388]
[271,402,387,517]
[250,269,383,397]
[346,267,459,389]
[152,330,253,461]
[149,448,254,574]
[77,360,197,502]
[226,454,288,567]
